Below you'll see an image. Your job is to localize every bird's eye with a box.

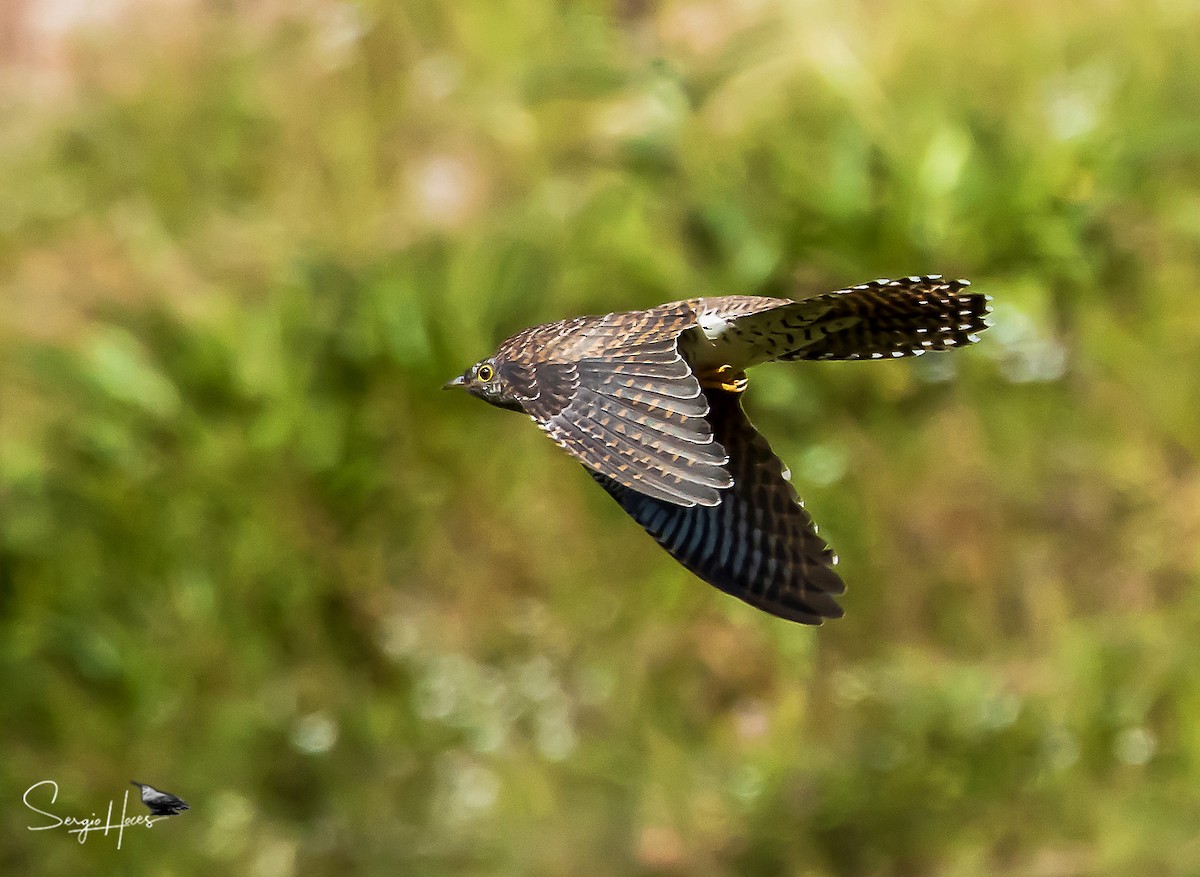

[476,363,495,382]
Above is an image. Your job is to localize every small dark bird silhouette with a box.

[447,276,991,623]
[130,781,189,816]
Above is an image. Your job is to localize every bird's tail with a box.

[770,276,991,362]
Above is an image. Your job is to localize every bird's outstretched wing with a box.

[705,276,990,365]
[515,303,732,507]
[589,386,844,624]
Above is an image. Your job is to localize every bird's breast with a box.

[678,322,764,373]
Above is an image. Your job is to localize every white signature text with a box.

[24,780,162,848]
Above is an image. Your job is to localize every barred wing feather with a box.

[520,310,732,507]
[590,387,844,624]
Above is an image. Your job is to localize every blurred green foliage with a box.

[3,0,1200,874]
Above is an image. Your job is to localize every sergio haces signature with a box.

[23,779,182,848]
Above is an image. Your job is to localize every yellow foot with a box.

[698,364,748,394]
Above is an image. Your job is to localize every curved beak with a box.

[443,374,467,390]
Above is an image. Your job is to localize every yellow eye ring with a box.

[476,364,495,382]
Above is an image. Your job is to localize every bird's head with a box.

[444,357,524,412]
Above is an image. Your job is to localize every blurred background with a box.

[2,0,1199,874]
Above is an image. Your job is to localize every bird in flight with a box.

[130,781,190,816]
[446,276,990,624]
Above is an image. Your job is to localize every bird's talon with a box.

[700,364,748,394]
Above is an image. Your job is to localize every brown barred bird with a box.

[446,276,990,624]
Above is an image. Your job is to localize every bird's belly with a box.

[678,324,770,373]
